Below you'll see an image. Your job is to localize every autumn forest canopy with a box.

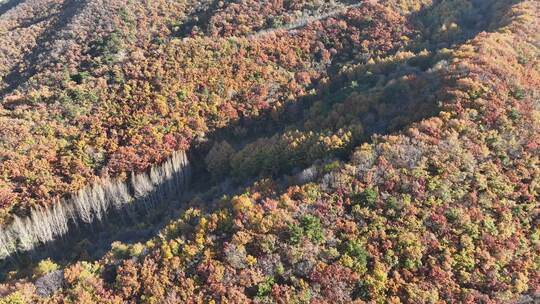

[0,0,539,302]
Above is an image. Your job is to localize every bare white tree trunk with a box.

[31,207,53,244]
[0,230,15,259]
[11,216,36,251]
[50,200,69,238]
[73,187,93,224]
[132,171,154,199]
[103,179,132,210]
[0,150,190,258]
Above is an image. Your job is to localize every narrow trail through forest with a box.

[0,2,373,271]
[175,1,364,40]
[0,57,440,279]
[0,0,505,282]
[246,3,364,40]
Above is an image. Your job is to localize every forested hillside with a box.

[0,0,539,303]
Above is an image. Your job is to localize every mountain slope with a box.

[0,0,539,303]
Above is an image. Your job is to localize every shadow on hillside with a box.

[0,54,444,280]
[0,0,24,16]
[407,0,521,51]
[0,0,87,97]
[0,0,517,282]
[0,165,191,280]
[0,55,437,279]
[8,14,53,31]
[173,0,221,38]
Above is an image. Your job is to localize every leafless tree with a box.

[0,150,191,257]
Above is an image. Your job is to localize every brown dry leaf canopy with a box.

[0,0,539,303]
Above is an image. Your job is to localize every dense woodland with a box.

[0,0,415,222]
[0,0,539,302]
